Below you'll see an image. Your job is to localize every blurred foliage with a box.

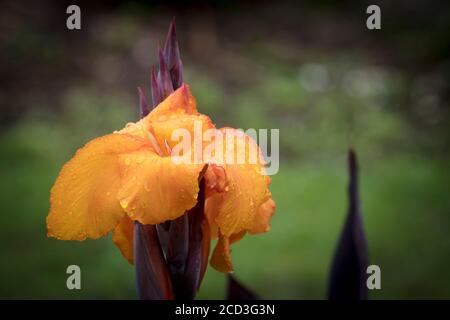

[0,0,449,299]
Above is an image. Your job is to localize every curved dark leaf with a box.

[137,87,149,118]
[157,48,174,98]
[164,179,208,300]
[163,19,183,89]
[156,222,170,255]
[150,66,162,108]
[166,214,189,299]
[227,275,259,300]
[184,178,208,298]
[134,222,174,300]
[328,150,369,300]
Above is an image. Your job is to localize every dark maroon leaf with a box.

[170,58,184,91]
[150,66,162,108]
[137,87,149,118]
[198,214,211,291]
[163,19,183,88]
[227,275,259,300]
[156,223,170,255]
[184,178,208,298]
[157,220,172,253]
[163,19,180,68]
[163,179,208,300]
[134,222,174,300]
[328,150,369,300]
[166,214,190,298]
[157,49,174,99]
[167,215,190,269]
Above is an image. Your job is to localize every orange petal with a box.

[112,215,135,264]
[116,121,151,140]
[149,113,214,158]
[117,150,205,225]
[209,230,247,273]
[145,85,214,160]
[145,84,198,122]
[204,164,228,195]
[205,128,274,237]
[230,230,246,244]
[204,164,228,239]
[117,85,199,140]
[210,233,233,273]
[250,198,276,234]
[47,133,151,240]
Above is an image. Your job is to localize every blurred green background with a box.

[0,0,449,299]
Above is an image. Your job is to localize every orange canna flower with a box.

[46,20,275,298]
[47,85,275,272]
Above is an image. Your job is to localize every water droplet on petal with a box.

[120,199,129,209]
[136,155,145,164]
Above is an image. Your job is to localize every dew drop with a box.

[136,155,145,164]
[120,199,129,209]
